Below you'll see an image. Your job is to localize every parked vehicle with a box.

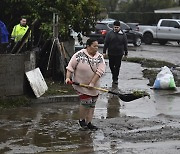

[126,23,140,31]
[139,19,180,45]
[88,20,142,47]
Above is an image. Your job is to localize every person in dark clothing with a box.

[103,20,128,84]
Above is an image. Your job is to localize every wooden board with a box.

[25,68,48,98]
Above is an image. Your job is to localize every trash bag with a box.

[153,66,176,90]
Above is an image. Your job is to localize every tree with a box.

[98,0,119,12]
[0,0,101,40]
[117,0,177,12]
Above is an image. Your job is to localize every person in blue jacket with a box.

[0,20,9,43]
[0,20,9,53]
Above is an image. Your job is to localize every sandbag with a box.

[153,66,176,90]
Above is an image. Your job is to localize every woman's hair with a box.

[86,38,98,47]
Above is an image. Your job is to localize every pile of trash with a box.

[153,66,176,90]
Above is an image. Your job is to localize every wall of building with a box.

[0,51,36,97]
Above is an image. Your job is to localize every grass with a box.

[0,96,31,109]
[0,79,76,109]
[43,79,76,96]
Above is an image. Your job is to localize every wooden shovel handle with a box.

[70,81,109,93]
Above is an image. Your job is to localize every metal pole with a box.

[53,13,59,38]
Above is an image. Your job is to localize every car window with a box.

[108,23,113,29]
[96,23,105,29]
[128,24,136,29]
[127,23,139,30]
[120,22,130,30]
[160,20,169,27]
[95,23,109,31]
[96,21,131,31]
[107,22,130,30]
[169,21,179,28]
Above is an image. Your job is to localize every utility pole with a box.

[48,13,66,82]
[53,13,59,39]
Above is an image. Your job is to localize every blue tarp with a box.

[0,20,9,43]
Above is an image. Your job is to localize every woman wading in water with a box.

[65,39,106,130]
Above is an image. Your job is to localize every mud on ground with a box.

[125,57,180,87]
[99,114,180,143]
[1,101,180,153]
[91,113,180,153]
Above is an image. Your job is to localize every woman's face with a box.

[87,41,98,56]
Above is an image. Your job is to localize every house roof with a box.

[154,7,180,13]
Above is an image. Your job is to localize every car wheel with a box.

[133,36,142,46]
[143,33,153,45]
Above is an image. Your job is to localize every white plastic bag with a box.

[153,66,176,90]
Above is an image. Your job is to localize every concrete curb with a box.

[31,95,79,104]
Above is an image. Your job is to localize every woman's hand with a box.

[65,78,72,84]
[103,53,107,58]
[88,82,94,88]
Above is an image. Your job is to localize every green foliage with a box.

[0,96,30,108]
[0,0,101,40]
[118,0,177,12]
[109,12,172,24]
[98,0,119,12]
[54,0,101,39]
[101,0,177,24]
[132,90,150,98]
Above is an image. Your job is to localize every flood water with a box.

[0,88,180,153]
[0,44,180,153]
[97,61,180,119]
[1,61,180,153]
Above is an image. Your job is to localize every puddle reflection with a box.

[95,83,180,119]
[95,83,121,119]
[106,95,120,118]
[1,88,180,153]
[153,91,180,116]
[0,103,113,153]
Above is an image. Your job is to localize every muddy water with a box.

[97,61,180,119]
[0,102,131,154]
[1,99,180,153]
[1,44,180,153]
[0,103,91,153]
[0,61,179,153]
